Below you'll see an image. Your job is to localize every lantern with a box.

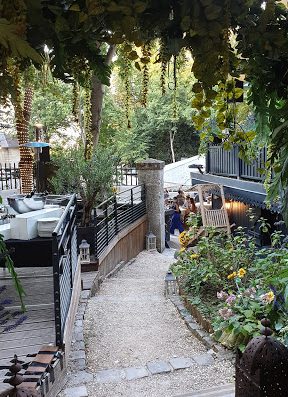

[164,271,177,297]
[146,231,156,251]
[79,240,90,263]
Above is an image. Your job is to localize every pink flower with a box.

[225,294,236,305]
[217,291,229,301]
[243,287,256,298]
[219,307,234,320]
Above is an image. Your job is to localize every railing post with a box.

[136,159,165,252]
[131,187,134,221]
[52,237,62,347]
[114,195,118,234]
[234,145,241,178]
[206,146,210,174]
[105,201,109,246]
[94,211,98,259]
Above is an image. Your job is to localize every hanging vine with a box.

[140,42,151,107]
[72,80,80,123]
[83,79,93,160]
[158,38,170,96]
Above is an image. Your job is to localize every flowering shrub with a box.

[172,226,288,350]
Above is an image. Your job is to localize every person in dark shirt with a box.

[170,197,184,235]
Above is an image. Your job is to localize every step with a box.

[174,383,235,397]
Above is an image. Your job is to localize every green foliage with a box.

[30,79,74,141]
[1,1,288,221]
[108,50,200,164]
[0,233,26,312]
[0,19,42,63]
[50,146,116,226]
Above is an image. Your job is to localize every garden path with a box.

[59,250,234,397]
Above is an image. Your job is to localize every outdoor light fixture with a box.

[225,200,231,210]
[79,239,90,263]
[146,231,156,251]
[164,270,178,297]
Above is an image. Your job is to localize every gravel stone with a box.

[59,250,234,397]
[84,251,206,371]
[147,360,172,375]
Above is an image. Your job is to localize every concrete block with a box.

[94,368,125,383]
[147,360,171,375]
[169,357,194,370]
[72,359,86,371]
[125,366,149,381]
[68,371,93,386]
[70,350,86,360]
[192,353,214,366]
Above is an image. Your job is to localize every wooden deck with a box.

[0,267,55,380]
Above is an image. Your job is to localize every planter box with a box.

[178,285,213,334]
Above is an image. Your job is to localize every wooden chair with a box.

[187,183,231,246]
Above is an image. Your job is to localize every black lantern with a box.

[164,271,177,297]
[235,318,288,396]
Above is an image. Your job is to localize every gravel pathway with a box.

[61,249,234,397]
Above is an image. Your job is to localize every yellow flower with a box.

[179,231,189,246]
[179,247,186,253]
[237,268,246,278]
[266,291,275,303]
[190,253,200,260]
[227,271,237,280]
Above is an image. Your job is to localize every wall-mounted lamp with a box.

[225,200,231,210]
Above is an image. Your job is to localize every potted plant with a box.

[50,145,116,252]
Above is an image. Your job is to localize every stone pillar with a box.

[136,158,165,252]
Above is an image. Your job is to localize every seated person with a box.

[183,196,197,226]
[177,189,185,207]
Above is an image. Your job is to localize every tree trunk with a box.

[15,86,34,194]
[90,45,116,148]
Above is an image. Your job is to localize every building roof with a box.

[164,155,205,188]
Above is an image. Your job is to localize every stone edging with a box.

[170,295,234,361]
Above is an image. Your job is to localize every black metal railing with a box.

[114,165,138,186]
[206,145,267,182]
[52,193,78,347]
[0,163,20,190]
[94,185,146,258]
